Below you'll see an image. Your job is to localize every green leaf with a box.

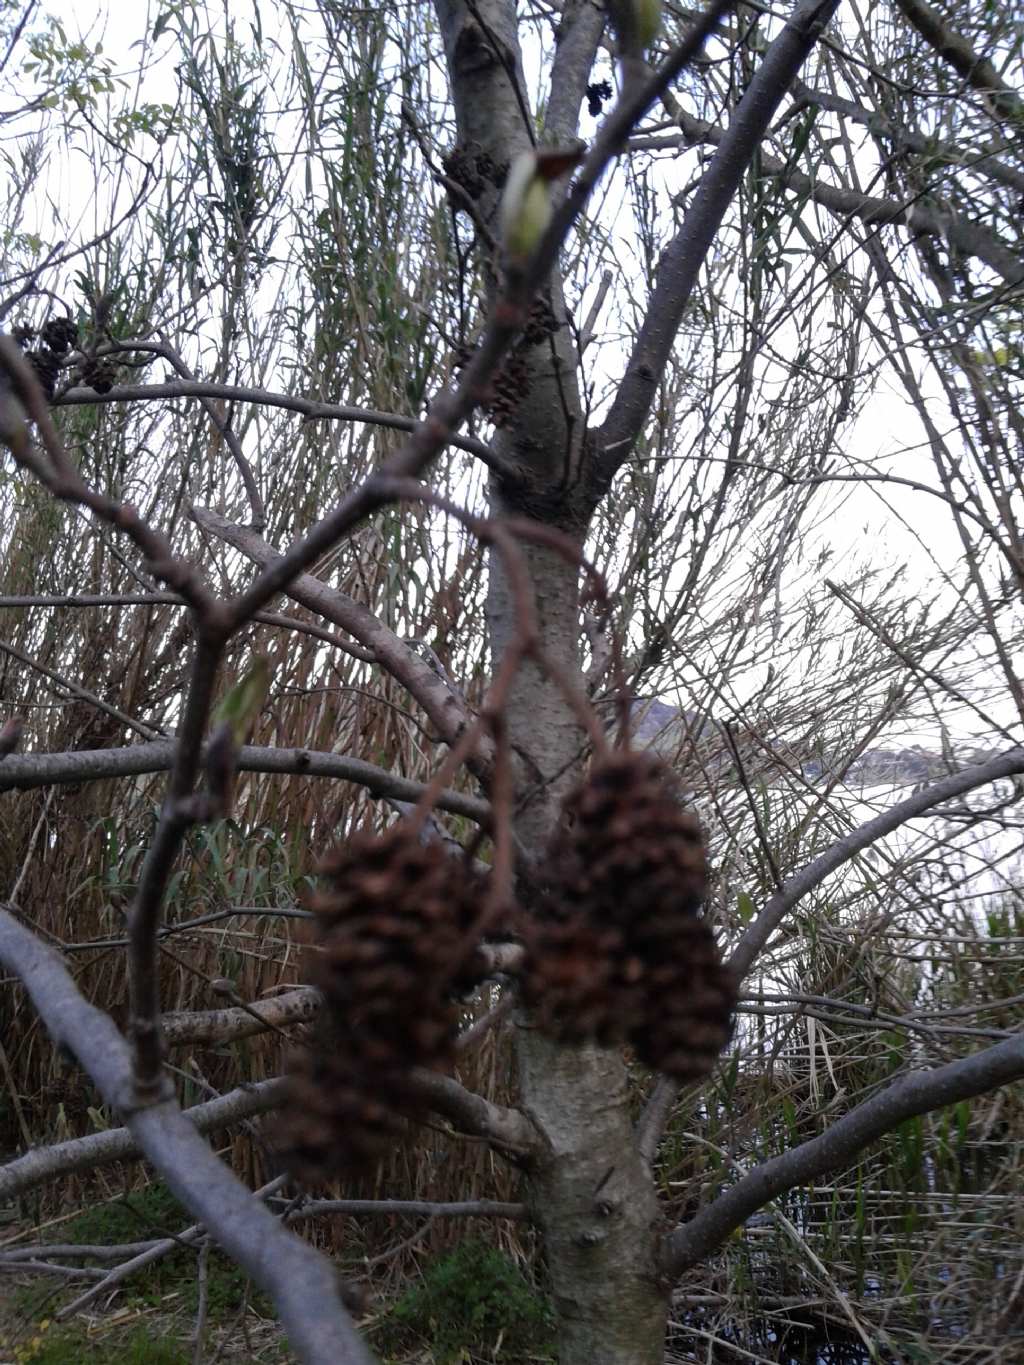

[213,655,271,747]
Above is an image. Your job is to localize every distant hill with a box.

[623,698,996,791]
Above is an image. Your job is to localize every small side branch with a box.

[56,374,509,478]
[0,1078,286,1201]
[192,506,491,770]
[0,740,490,823]
[729,746,1024,981]
[407,1069,539,1160]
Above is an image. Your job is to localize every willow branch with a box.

[892,0,1023,118]
[658,109,1024,287]
[597,0,842,471]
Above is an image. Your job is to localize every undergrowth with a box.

[373,1240,554,1364]
[5,1321,189,1365]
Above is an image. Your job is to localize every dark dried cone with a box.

[521,295,559,347]
[525,751,736,1078]
[80,356,117,394]
[443,144,486,199]
[275,1028,412,1180]
[40,317,79,355]
[629,917,738,1081]
[277,824,488,1178]
[25,349,60,399]
[312,823,488,1020]
[487,350,530,427]
[523,910,642,1046]
[546,751,710,926]
[442,145,509,202]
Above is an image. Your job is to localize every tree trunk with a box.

[489,536,670,1364]
[517,1032,670,1365]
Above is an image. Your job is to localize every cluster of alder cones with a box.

[279,750,737,1182]
[452,295,560,427]
[12,318,119,399]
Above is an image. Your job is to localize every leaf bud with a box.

[499,152,553,262]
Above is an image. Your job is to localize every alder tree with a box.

[0,1,1022,1361]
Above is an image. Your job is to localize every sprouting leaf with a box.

[213,655,271,747]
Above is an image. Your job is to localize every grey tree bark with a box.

[432,2,844,1360]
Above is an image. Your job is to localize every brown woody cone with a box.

[277,823,486,1178]
[526,751,736,1079]
[628,912,738,1081]
[40,316,79,354]
[80,355,117,394]
[25,349,60,399]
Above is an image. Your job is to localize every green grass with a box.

[373,1240,555,1364]
[4,1321,189,1365]
[1,1182,276,1365]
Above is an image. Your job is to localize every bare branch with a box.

[656,109,1024,287]
[56,373,507,477]
[406,1069,539,1158]
[728,746,1024,982]
[0,1075,285,1200]
[892,0,1023,118]
[0,739,490,823]
[0,637,164,740]
[597,0,842,469]
[159,988,317,1047]
[53,1176,289,1322]
[543,0,607,144]
[192,506,492,767]
[148,334,266,530]
[662,1031,1024,1277]
[276,1197,525,1220]
[0,910,373,1364]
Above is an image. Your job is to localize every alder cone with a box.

[526,751,736,1079]
[277,824,486,1178]
[277,1026,412,1179]
[40,316,79,354]
[80,356,117,394]
[25,349,60,399]
[628,911,738,1081]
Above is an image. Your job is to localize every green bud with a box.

[608,0,661,54]
[213,655,271,748]
[499,152,553,262]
